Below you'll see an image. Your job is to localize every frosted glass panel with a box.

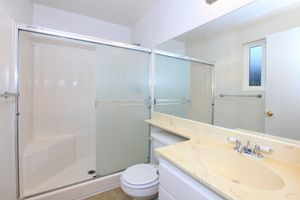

[155,55,213,124]
[95,45,150,176]
[155,55,190,118]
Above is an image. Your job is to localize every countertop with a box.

[145,112,300,200]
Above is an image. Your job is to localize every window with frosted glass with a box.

[249,45,262,86]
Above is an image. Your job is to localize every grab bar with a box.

[219,94,262,98]
[0,92,19,99]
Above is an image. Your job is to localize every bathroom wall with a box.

[157,40,186,55]
[185,3,300,132]
[31,37,97,160]
[33,4,131,43]
[131,0,256,47]
[0,0,33,199]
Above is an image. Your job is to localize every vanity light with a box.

[206,0,218,5]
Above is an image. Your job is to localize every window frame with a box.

[243,39,266,90]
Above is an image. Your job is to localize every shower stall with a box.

[13,24,214,199]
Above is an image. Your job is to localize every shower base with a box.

[22,135,96,197]
[23,157,95,197]
[24,172,121,200]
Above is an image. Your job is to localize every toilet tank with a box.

[150,128,186,165]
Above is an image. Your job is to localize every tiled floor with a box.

[85,187,132,200]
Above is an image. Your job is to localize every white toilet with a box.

[121,130,185,200]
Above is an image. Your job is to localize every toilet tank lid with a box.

[122,164,158,186]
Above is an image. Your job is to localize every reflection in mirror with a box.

[154,54,213,124]
[156,2,300,141]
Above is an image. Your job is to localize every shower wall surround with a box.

[19,33,97,196]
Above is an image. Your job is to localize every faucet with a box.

[227,137,272,159]
[237,140,252,154]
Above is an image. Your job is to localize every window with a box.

[243,39,266,89]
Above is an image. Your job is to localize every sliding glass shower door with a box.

[95,45,151,176]
[18,29,151,197]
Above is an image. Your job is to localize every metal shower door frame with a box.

[13,23,215,199]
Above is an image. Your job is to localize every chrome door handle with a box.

[0,92,19,99]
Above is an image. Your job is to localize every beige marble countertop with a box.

[145,112,300,200]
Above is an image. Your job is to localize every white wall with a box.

[33,4,131,43]
[0,0,33,199]
[157,40,186,55]
[186,5,300,132]
[31,38,97,159]
[131,0,256,47]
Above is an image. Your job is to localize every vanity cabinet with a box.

[159,158,225,200]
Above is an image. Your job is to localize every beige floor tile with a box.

[85,187,132,200]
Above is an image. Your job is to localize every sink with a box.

[190,147,284,190]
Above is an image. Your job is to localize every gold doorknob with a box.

[266,111,274,117]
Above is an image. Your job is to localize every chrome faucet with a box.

[238,140,252,154]
[227,137,272,159]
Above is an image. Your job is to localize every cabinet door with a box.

[159,186,176,200]
[159,159,225,200]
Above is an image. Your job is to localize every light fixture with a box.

[206,0,218,5]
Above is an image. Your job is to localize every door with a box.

[265,27,300,140]
[95,45,151,176]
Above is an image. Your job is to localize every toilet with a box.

[121,130,185,200]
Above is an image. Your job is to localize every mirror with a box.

[155,1,300,141]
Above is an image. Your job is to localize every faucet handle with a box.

[255,145,272,153]
[227,137,241,149]
[253,145,261,154]
[245,140,251,149]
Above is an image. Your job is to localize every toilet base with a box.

[121,182,158,200]
[132,194,157,200]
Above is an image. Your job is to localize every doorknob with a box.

[266,111,274,117]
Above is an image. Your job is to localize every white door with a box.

[265,27,300,140]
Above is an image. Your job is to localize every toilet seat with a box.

[121,164,159,189]
[121,164,159,199]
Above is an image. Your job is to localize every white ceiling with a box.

[175,0,300,45]
[31,0,159,27]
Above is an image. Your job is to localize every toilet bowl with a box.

[120,130,185,199]
[121,164,159,200]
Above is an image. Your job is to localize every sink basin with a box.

[190,147,284,190]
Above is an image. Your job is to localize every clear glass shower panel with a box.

[155,55,213,124]
[95,45,150,176]
[18,31,97,197]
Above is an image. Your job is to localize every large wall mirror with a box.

[155,1,300,141]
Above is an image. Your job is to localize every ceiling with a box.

[175,0,300,45]
[31,0,159,27]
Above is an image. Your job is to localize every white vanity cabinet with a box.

[159,158,225,200]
